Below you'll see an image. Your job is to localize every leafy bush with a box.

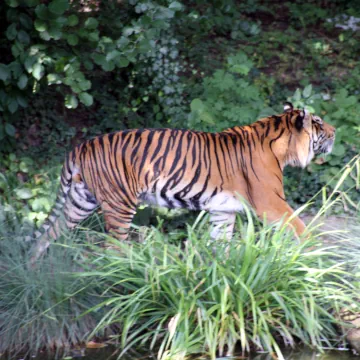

[0,154,60,230]
[0,0,184,150]
[188,51,275,131]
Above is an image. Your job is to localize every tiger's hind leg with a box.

[62,173,99,231]
[101,198,138,241]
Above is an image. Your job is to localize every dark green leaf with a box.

[79,80,91,91]
[35,4,49,20]
[24,56,37,73]
[331,144,345,157]
[6,23,17,41]
[85,17,98,29]
[11,42,24,58]
[17,30,30,45]
[67,14,79,26]
[92,53,106,66]
[116,36,130,48]
[116,57,129,68]
[17,74,28,89]
[5,123,16,137]
[139,39,151,52]
[70,84,82,93]
[79,92,93,106]
[88,31,99,42]
[67,34,78,46]
[10,61,23,77]
[48,27,62,40]
[54,16,67,25]
[6,0,19,7]
[19,14,33,29]
[0,125,4,140]
[49,0,69,15]
[106,50,121,62]
[25,0,40,6]
[16,94,28,108]
[8,99,18,114]
[83,60,94,71]
[77,29,88,38]
[101,61,115,72]
[0,64,10,82]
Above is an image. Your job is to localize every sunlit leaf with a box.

[15,188,34,200]
[79,92,93,106]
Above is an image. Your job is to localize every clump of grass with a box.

[0,233,106,358]
[79,206,360,360]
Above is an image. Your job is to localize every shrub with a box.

[188,51,275,131]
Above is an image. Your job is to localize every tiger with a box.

[30,102,335,260]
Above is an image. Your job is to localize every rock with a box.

[339,308,360,354]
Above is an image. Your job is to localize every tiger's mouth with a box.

[319,137,335,155]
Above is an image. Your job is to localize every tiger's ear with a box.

[283,102,294,113]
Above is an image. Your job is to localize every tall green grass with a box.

[0,234,107,358]
[79,214,359,360]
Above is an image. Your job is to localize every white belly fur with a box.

[142,183,244,213]
[203,192,244,213]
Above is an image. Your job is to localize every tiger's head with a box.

[283,102,336,168]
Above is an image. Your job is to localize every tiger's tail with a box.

[29,152,98,264]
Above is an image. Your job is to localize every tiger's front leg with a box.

[209,211,236,240]
[257,201,306,240]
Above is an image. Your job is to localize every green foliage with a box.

[0,0,184,148]
[0,154,60,229]
[188,51,275,131]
